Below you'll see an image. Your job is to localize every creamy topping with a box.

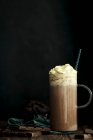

[49,64,77,86]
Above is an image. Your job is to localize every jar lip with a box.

[50,84,77,87]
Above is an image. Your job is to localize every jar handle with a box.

[77,84,92,109]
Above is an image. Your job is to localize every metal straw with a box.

[75,49,82,70]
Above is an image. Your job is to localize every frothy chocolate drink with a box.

[49,64,77,131]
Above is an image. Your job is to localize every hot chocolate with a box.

[49,64,77,131]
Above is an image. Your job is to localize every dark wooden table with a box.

[0,122,93,140]
[0,136,93,140]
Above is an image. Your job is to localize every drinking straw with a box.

[75,49,82,70]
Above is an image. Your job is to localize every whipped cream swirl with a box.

[49,64,77,86]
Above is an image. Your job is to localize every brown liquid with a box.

[50,85,77,131]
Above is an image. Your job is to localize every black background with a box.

[0,0,93,126]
